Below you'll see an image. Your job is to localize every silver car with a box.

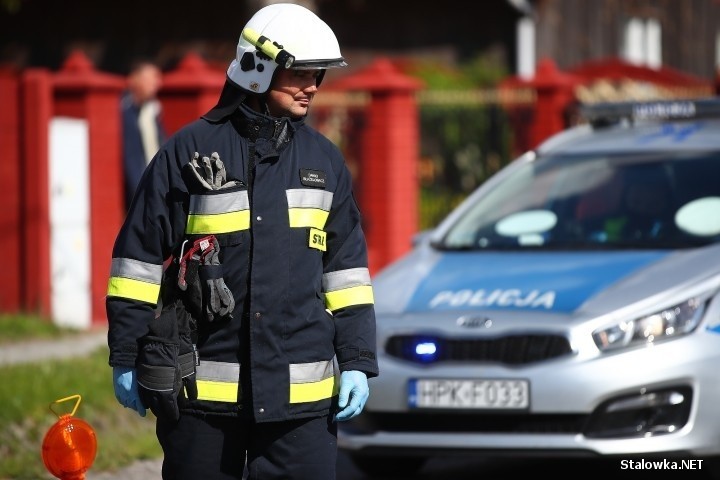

[339,98,720,477]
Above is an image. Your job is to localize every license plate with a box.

[408,378,530,409]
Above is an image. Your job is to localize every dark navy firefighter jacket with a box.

[107,102,379,422]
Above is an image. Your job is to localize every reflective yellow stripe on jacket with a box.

[289,358,338,403]
[322,267,374,312]
[186,190,250,234]
[196,361,241,402]
[286,189,333,229]
[106,258,163,305]
[195,358,338,404]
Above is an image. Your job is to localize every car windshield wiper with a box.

[608,239,712,249]
[431,243,478,251]
[433,243,535,252]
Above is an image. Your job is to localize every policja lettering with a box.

[429,288,556,309]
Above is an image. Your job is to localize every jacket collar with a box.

[232,104,303,157]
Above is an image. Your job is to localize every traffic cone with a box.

[41,395,97,480]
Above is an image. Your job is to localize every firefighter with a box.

[106,4,379,479]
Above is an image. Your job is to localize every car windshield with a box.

[439,152,720,250]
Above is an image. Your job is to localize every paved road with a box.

[0,328,108,366]
[85,459,162,480]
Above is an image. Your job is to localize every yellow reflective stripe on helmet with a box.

[286,189,333,229]
[289,358,338,404]
[241,27,296,69]
[322,268,374,311]
[186,191,250,234]
[196,361,240,403]
[107,258,163,304]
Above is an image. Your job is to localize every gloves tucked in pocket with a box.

[176,235,235,323]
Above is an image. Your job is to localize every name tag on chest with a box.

[300,169,327,188]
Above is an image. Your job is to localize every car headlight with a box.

[592,297,707,352]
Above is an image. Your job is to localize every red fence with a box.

[0,51,714,326]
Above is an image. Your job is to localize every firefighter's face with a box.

[266,68,322,119]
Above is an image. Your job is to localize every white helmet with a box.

[227,3,347,94]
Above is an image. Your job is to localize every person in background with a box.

[611,175,674,241]
[107,4,378,480]
[120,58,166,211]
[581,166,674,243]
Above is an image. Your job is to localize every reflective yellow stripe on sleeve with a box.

[322,267,374,312]
[106,258,163,305]
[324,285,375,311]
[186,190,250,234]
[107,277,160,304]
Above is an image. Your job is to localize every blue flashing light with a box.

[413,340,439,362]
[415,342,437,355]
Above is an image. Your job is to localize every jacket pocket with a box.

[186,187,249,247]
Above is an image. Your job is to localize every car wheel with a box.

[349,454,427,478]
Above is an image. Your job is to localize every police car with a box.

[338,98,720,477]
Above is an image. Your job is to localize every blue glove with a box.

[113,366,146,417]
[335,370,369,422]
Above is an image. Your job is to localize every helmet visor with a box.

[292,58,348,70]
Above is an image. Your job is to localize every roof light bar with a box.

[580,98,720,127]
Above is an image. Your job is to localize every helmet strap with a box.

[317,69,327,87]
[243,93,270,117]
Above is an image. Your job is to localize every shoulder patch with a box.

[300,168,327,188]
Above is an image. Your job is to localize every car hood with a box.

[372,245,720,316]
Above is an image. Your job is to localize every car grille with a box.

[385,334,573,365]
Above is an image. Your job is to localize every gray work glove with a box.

[177,235,235,322]
[201,236,235,321]
[189,152,240,190]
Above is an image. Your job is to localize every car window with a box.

[440,152,720,250]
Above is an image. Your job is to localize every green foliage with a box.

[0,314,73,344]
[460,52,509,88]
[402,51,509,90]
[404,59,477,90]
[395,52,514,230]
[0,348,160,479]
[418,101,513,229]
[419,187,468,230]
